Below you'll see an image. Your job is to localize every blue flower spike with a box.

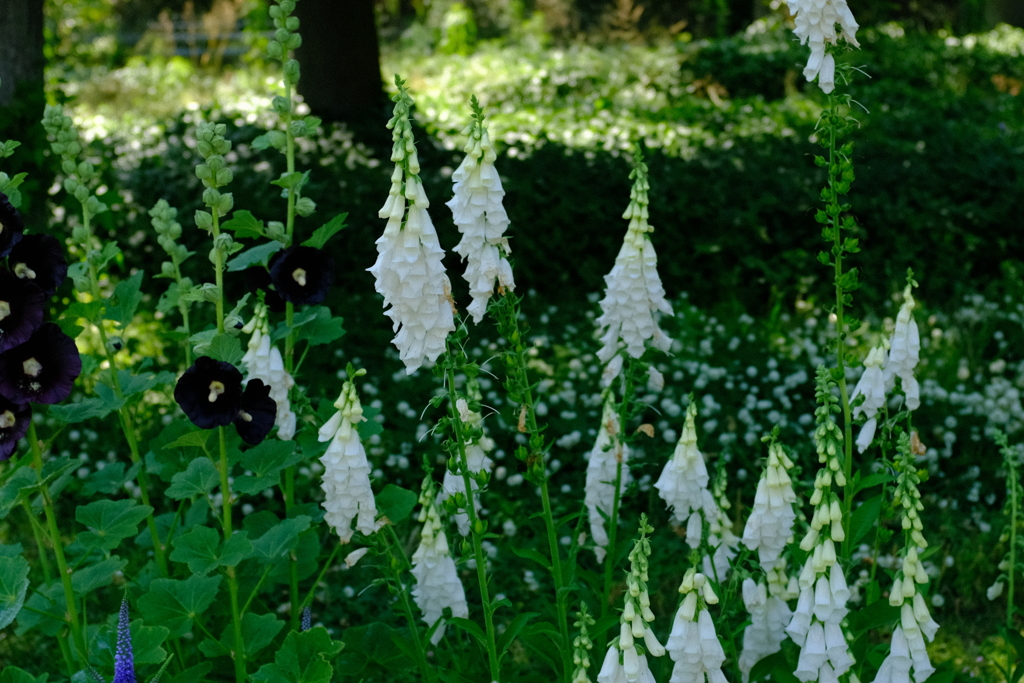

[113,594,137,683]
[301,605,312,631]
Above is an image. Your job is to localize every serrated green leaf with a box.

[138,575,222,638]
[301,213,348,250]
[165,458,219,500]
[48,394,127,424]
[251,627,344,683]
[0,666,48,683]
[120,369,176,398]
[227,241,284,272]
[271,171,306,191]
[15,582,65,636]
[206,334,245,364]
[163,429,211,451]
[0,467,37,521]
[221,210,265,239]
[162,662,212,683]
[220,531,254,567]
[0,551,30,630]
[106,271,145,329]
[169,527,222,576]
[356,405,382,439]
[241,440,302,478]
[82,461,143,496]
[76,499,155,552]
[219,612,285,659]
[850,495,882,546]
[251,516,311,564]
[376,485,417,524]
[71,557,126,594]
[295,307,344,347]
[233,475,279,495]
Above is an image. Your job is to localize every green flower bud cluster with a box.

[194,122,234,220]
[386,77,421,179]
[150,199,193,278]
[42,104,108,230]
[800,367,846,558]
[892,432,928,550]
[267,1,302,63]
[623,147,652,242]
[613,515,663,658]
[571,604,596,683]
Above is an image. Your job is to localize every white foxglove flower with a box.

[600,517,664,683]
[851,345,888,453]
[987,580,1005,601]
[785,0,859,94]
[242,304,297,440]
[871,627,913,683]
[703,470,740,582]
[369,81,455,373]
[438,381,495,535]
[883,285,921,410]
[411,475,469,644]
[655,402,714,540]
[667,569,727,683]
[742,438,798,568]
[739,578,792,683]
[447,107,514,323]
[586,396,632,562]
[595,153,673,385]
[318,377,380,542]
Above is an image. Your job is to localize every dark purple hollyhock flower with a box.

[268,246,334,305]
[9,234,68,295]
[246,268,286,313]
[0,397,31,461]
[174,357,277,444]
[0,322,82,405]
[234,379,277,445]
[0,193,24,258]
[0,272,46,353]
[113,595,137,683]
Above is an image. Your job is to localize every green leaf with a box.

[72,557,127,595]
[295,307,345,347]
[164,429,211,451]
[251,516,311,564]
[227,241,284,272]
[76,499,155,552]
[251,627,344,683]
[120,369,176,398]
[15,582,66,636]
[233,475,279,495]
[106,271,145,329]
[220,531,254,567]
[241,440,302,478]
[0,666,48,683]
[301,213,348,249]
[83,461,143,496]
[165,458,219,500]
[356,405,383,439]
[854,472,893,493]
[509,545,551,570]
[0,551,30,630]
[48,394,127,424]
[376,485,418,524]
[221,210,265,239]
[447,617,488,647]
[94,242,122,272]
[0,467,38,521]
[128,621,171,665]
[497,612,537,661]
[169,527,222,576]
[849,495,883,546]
[163,663,212,683]
[220,612,285,659]
[271,171,306,191]
[206,334,245,364]
[138,575,222,637]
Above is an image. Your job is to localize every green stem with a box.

[383,525,434,683]
[216,426,246,683]
[299,543,343,611]
[1009,455,1018,630]
[27,422,88,662]
[21,499,55,584]
[445,363,501,683]
[211,208,225,333]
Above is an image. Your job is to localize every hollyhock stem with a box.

[444,360,501,682]
[27,421,88,663]
[21,499,54,583]
[381,524,434,683]
[216,425,246,683]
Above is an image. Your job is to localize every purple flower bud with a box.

[113,596,137,683]
[0,322,82,405]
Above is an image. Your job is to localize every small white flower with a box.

[586,396,631,562]
[343,547,369,569]
[242,305,297,440]
[987,579,1004,601]
[741,439,798,568]
[655,402,714,538]
[318,379,380,542]
[411,476,469,644]
[447,109,515,323]
[785,0,860,94]
[850,345,888,453]
[883,285,921,410]
[739,578,792,682]
[667,571,727,683]
[595,154,673,384]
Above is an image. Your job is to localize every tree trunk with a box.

[294,0,385,125]
[0,0,44,107]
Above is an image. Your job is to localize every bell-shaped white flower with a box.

[785,0,860,93]
[317,376,380,542]
[447,105,515,323]
[242,304,297,440]
[438,383,495,536]
[739,578,793,682]
[655,402,714,540]
[411,475,469,644]
[595,153,673,385]
[368,81,455,373]
[667,569,727,683]
[883,285,921,410]
[741,438,798,569]
[851,345,888,453]
[586,396,632,562]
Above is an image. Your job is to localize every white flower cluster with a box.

[786,369,853,682]
[438,384,495,536]
[667,568,725,683]
[411,475,469,644]
[586,396,632,563]
[883,285,921,411]
[317,377,379,542]
[741,438,798,569]
[369,83,455,373]
[784,0,860,94]
[447,109,515,323]
[739,576,794,683]
[703,470,739,582]
[595,154,673,385]
[242,304,297,440]
[850,345,888,453]
[598,518,664,683]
